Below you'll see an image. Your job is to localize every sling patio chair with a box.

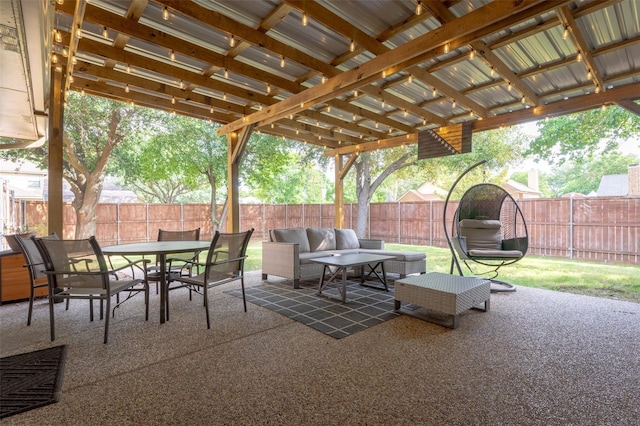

[7,232,58,325]
[169,229,253,329]
[33,235,150,344]
[146,228,201,293]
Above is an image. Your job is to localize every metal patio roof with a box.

[6,0,633,148]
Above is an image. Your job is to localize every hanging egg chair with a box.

[443,160,528,292]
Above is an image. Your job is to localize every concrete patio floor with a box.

[1,271,639,425]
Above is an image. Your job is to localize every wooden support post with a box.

[334,154,344,229]
[47,66,65,237]
[225,125,253,233]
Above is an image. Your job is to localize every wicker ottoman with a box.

[394,272,490,329]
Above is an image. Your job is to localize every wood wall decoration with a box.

[417,123,472,159]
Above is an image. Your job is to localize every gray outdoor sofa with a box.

[261,227,427,288]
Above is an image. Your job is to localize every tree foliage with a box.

[511,151,639,198]
[112,114,223,203]
[527,106,640,164]
[242,133,331,203]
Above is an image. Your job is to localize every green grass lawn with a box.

[244,242,640,304]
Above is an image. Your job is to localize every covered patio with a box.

[1,1,639,423]
[3,0,639,234]
[1,271,639,424]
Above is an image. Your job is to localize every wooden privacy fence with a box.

[22,197,639,265]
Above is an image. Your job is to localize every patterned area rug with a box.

[0,345,67,419]
[226,278,406,338]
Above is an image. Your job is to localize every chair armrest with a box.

[45,258,149,276]
[452,236,470,259]
[358,239,384,250]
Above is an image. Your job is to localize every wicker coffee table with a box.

[394,272,490,329]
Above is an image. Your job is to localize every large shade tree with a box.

[0,92,155,238]
[112,114,227,230]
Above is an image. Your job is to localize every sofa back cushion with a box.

[459,219,502,251]
[335,228,360,250]
[306,228,336,252]
[272,227,310,253]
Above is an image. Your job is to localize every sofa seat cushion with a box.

[272,227,310,253]
[335,228,360,250]
[307,228,336,252]
[359,249,426,261]
[299,251,336,264]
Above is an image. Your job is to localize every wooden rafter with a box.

[48,0,638,152]
[218,0,559,135]
[557,5,604,93]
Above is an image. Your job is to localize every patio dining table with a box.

[103,240,211,324]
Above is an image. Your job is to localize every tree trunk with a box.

[353,152,415,238]
[65,108,124,239]
[207,172,218,232]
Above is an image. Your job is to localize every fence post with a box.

[116,203,120,244]
[262,203,265,240]
[569,195,574,259]
[397,201,401,243]
[368,204,371,239]
[429,200,433,246]
[146,203,150,242]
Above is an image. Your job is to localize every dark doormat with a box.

[0,345,68,419]
[226,279,414,339]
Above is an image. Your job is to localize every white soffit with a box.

[0,0,49,143]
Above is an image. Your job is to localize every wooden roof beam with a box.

[473,84,638,132]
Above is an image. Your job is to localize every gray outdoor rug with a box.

[0,345,67,419]
[226,278,405,338]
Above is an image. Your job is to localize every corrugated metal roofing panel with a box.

[236,45,307,82]
[270,13,348,62]
[193,0,274,28]
[320,0,417,38]
[595,44,640,77]
[385,19,441,49]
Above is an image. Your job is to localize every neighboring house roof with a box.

[43,180,139,203]
[597,174,629,196]
[398,183,446,202]
[398,189,442,202]
[561,192,587,198]
[504,180,542,199]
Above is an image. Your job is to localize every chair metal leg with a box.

[204,286,210,329]
[145,283,150,321]
[104,296,110,344]
[241,278,247,312]
[49,290,56,342]
[27,284,35,326]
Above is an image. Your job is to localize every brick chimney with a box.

[528,169,539,192]
[629,164,640,196]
